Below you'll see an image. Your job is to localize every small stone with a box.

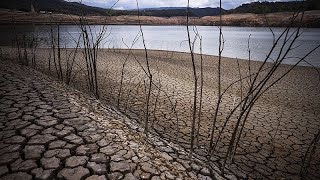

[24,145,45,159]
[58,167,90,180]
[91,153,108,163]
[41,157,60,169]
[132,156,138,162]
[31,168,54,180]
[110,161,131,173]
[65,156,88,168]
[85,175,107,180]
[1,172,32,180]
[87,162,107,175]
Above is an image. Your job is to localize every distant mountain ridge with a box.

[228,0,318,14]
[0,0,318,17]
[0,0,112,16]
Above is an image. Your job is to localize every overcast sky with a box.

[67,0,297,10]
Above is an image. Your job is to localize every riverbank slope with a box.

[0,9,319,27]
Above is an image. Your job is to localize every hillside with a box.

[227,0,319,14]
[0,0,320,27]
[1,9,319,27]
[137,7,224,17]
[0,0,117,16]
[0,0,319,18]
[0,0,222,17]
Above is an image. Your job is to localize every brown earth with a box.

[1,47,319,179]
[0,9,320,27]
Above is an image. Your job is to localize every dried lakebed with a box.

[1,48,320,179]
[0,60,230,180]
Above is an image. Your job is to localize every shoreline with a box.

[108,48,320,68]
[1,9,320,27]
[1,46,318,68]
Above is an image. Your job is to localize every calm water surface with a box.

[1,25,319,67]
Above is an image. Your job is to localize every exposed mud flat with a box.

[1,47,320,179]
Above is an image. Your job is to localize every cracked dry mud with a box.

[91,50,320,180]
[0,61,227,180]
[1,48,320,180]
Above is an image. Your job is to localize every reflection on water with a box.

[0,25,319,67]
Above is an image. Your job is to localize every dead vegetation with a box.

[1,2,320,179]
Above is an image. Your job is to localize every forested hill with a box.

[227,0,319,14]
[0,0,114,16]
[0,0,223,17]
[0,0,319,17]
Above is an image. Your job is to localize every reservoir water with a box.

[0,25,319,67]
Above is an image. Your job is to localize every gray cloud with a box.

[67,0,298,10]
